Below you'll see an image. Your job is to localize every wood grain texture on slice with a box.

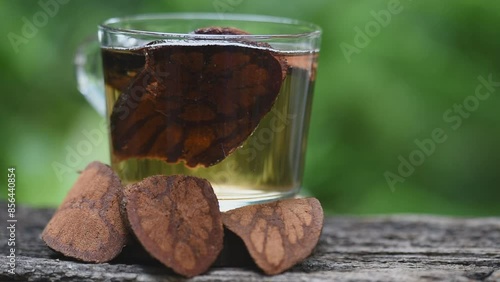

[222,198,324,275]
[41,161,128,263]
[123,175,223,277]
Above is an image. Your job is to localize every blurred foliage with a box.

[1,0,499,215]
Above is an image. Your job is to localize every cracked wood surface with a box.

[1,204,499,282]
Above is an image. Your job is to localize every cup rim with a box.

[99,13,321,39]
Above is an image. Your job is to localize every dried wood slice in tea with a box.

[123,175,223,277]
[193,26,251,35]
[193,27,288,80]
[41,161,128,263]
[110,29,285,167]
[222,198,323,275]
[102,47,146,92]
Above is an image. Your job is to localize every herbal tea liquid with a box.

[102,42,317,210]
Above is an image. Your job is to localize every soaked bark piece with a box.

[110,30,285,167]
[194,26,288,80]
[123,175,223,277]
[41,161,128,263]
[222,198,324,275]
[102,48,146,92]
[193,26,251,35]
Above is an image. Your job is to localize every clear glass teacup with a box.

[76,13,321,211]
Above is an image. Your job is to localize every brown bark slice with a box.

[222,198,324,275]
[123,175,223,277]
[41,161,128,263]
[110,29,285,168]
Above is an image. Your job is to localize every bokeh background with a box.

[2,0,499,215]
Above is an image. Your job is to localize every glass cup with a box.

[76,13,321,211]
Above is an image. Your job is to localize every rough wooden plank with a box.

[1,204,499,282]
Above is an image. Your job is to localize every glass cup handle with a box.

[74,36,105,116]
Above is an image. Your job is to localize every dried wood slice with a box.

[41,161,128,263]
[222,198,324,275]
[110,28,285,168]
[123,175,223,277]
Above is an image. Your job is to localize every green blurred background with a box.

[2,0,499,215]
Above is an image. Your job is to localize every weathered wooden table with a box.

[1,204,499,282]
